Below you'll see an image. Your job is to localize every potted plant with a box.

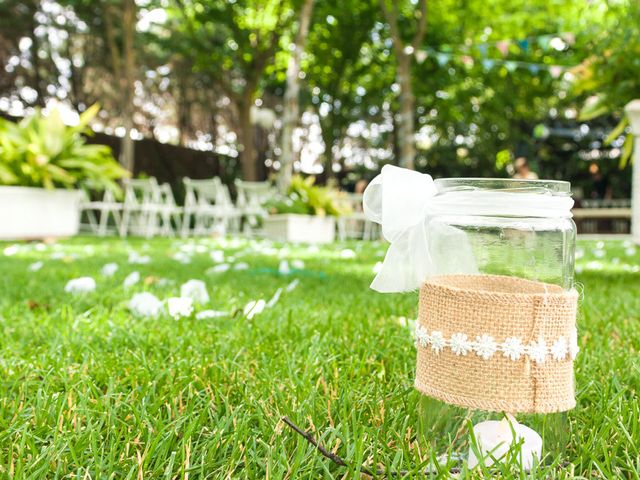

[262,175,349,243]
[0,104,128,240]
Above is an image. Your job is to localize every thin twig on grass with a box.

[280,416,460,477]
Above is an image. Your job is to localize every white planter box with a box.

[263,214,336,243]
[0,186,83,240]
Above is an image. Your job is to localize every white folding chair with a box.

[336,193,380,240]
[234,179,276,233]
[155,183,183,236]
[119,178,160,237]
[181,177,241,237]
[80,189,123,236]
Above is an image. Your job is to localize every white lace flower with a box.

[180,279,210,304]
[502,337,525,361]
[450,333,471,356]
[550,336,568,361]
[529,337,547,364]
[414,325,429,348]
[474,334,497,360]
[430,331,446,353]
[167,297,194,319]
[569,329,580,360]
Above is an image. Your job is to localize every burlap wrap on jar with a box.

[415,274,579,414]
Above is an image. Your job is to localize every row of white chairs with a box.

[81,177,276,238]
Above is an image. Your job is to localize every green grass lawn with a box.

[0,236,638,478]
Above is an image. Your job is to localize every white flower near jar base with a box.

[129,292,163,318]
[450,333,471,356]
[502,337,525,361]
[550,336,568,361]
[474,334,497,360]
[528,338,547,364]
[167,297,194,319]
[101,262,119,277]
[180,279,210,304]
[65,277,96,294]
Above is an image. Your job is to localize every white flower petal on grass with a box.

[167,297,194,319]
[474,334,497,360]
[285,279,300,292]
[574,248,584,260]
[3,245,19,256]
[50,252,66,260]
[210,250,225,263]
[129,292,163,318]
[234,262,249,271]
[501,337,525,361]
[266,288,283,308]
[585,261,603,271]
[101,263,119,277]
[196,310,229,320]
[180,279,210,304]
[593,249,605,259]
[340,249,356,259]
[550,336,568,361]
[450,333,471,356]
[128,252,151,264]
[243,299,266,319]
[65,277,96,294]
[626,247,637,257]
[528,337,547,364]
[123,271,141,288]
[207,263,230,274]
[291,259,305,269]
[307,245,320,254]
[430,331,446,354]
[172,252,192,264]
[279,260,290,275]
[28,261,43,272]
[596,241,605,249]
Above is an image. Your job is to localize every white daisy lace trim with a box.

[414,325,579,363]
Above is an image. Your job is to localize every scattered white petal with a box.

[307,245,320,254]
[450,333,471,356]
[550,336,568,361]
[28,261,43,272]
[267,288,283,308]
[3,245,19,256]
[196,309,229,320]
[279,260,290,275]
[528,337,547,364]
[593,249,605,259]
[626,247,637,256]
[210,250,225,263]
[574,248,584,260]
[50,252,66,260]
[585,261,603,271]
[180,279,210,304]
[207,263,230,274]
[243,299,266,319]
[172,252,192,264]
[65,277,96,294]
[285,279,300,292]
[291,259,305,269]
[101,263,119,277]
[128,292,163,317]
[128,252,151,264]
[167,297,194,319]
[35,243,47,252]
[340,249,356,259]
[234,262,249,270]
[123,271,141,288]
[474,334,497,360]
[501,337,525,361]
[596,241,605,249]
[575,265,583,274]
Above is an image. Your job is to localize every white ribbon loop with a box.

[363,165,574,293]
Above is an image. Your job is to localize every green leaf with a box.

[604,117,628,146]
[619,133,634,169]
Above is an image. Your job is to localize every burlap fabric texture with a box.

[415,274,578,413]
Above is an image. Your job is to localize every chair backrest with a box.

[234,179,275,206]
[122,177,160,208]
[183,177,225,208]
[159,183,178,207]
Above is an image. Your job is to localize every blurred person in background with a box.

[588,163,612,200]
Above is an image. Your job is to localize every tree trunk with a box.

[278,0,315,192]
[119,0,137,173]
[238,93,259,181]
[396,52,415,170]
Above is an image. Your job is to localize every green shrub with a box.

[264,175,351,217]
[0,104,128,192]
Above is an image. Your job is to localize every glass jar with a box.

[417,178,576,471]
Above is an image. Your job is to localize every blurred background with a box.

[0,0,638,210]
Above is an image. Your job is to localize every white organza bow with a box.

[363,165,574,293]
